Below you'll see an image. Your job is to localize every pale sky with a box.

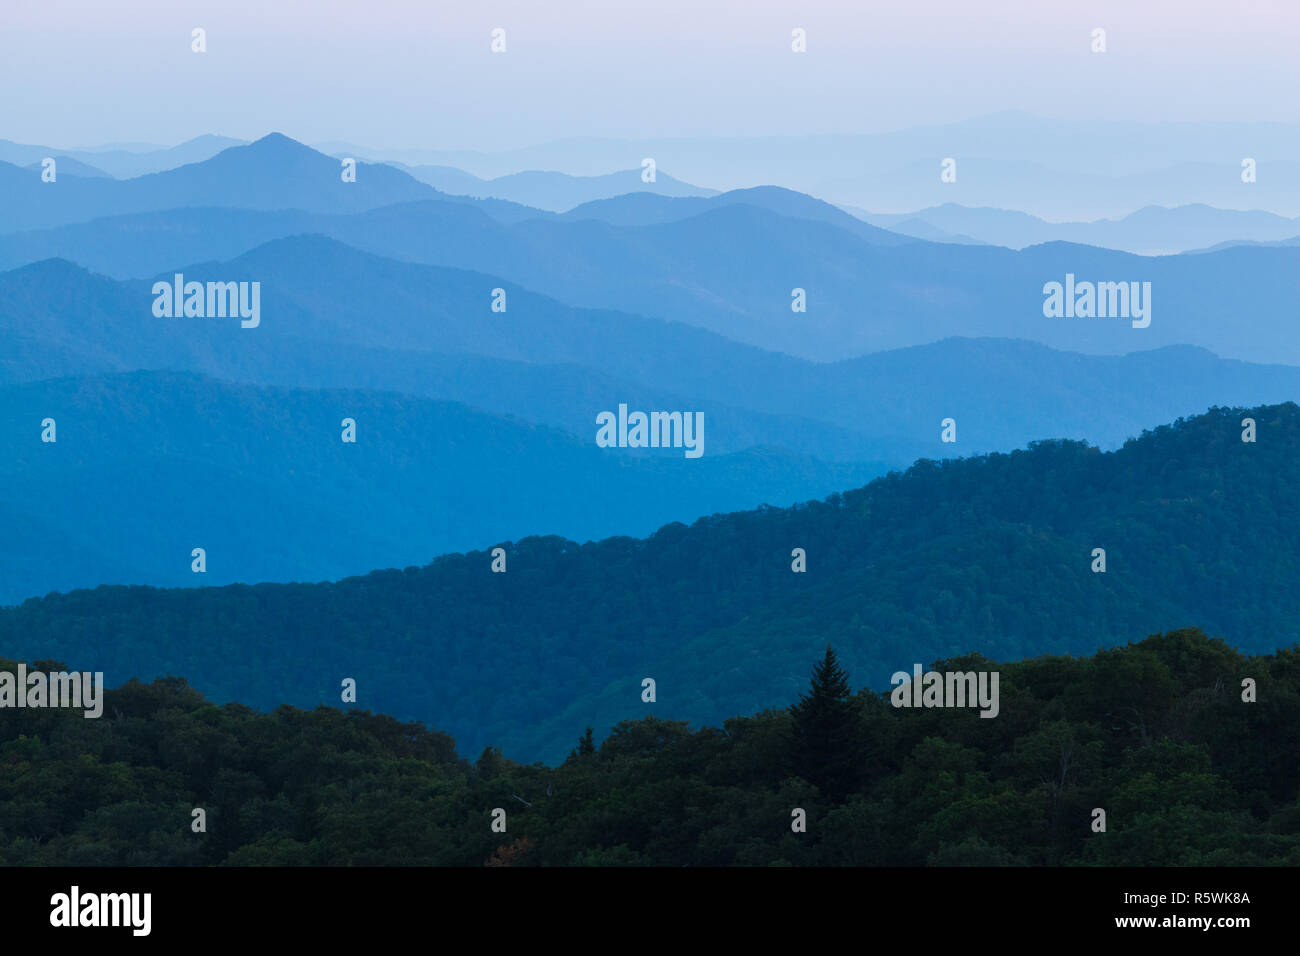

[1,0,1297,150]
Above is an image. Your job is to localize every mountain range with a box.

[3,401,1296,763]
[0,134,246,179]
[5,119,1300,767]
[312,114,1300,220]
[0,370,886,605]
[5,134,1300,363]
[860,202,1300,255]
[8,237,1300,470]
[16,112,1300,223]
[391,163,716,211]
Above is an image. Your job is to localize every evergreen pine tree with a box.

[790,644,859,798]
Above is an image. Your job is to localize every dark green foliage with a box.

[790,646,859,798]
[2,628,1297,866]
[4,402,1300,764]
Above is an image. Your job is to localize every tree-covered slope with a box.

[0,371,880,603]
[2,403,1297,762]
[2,629,1297,866]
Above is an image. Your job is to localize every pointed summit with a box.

[239,132,320,158]
[250,131,298,146]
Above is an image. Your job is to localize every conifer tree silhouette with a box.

[790,644,858,798]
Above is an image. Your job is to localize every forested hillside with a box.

[0,371,880,602]
[2,402,1297,762]
[2,629,1296,866]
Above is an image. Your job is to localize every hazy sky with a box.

[2,0,1297,150]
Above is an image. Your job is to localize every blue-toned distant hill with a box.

[827,157,1300,222]
[0,183,916,278]
[0,134,246,178]
[836,206,988,245]
[7,243,1300,466]
[561,186,914,246]
[20,156,113,179]
[340,113,1300,219]
[1189,235,1300,253]
[859,202,1300,254]
[0,370,884,605]
[3,145,1300,363]
[393,163,717,211]
[0,133,450,233]
[3,402,1298,763]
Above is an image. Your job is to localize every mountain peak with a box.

[242,132,318,158]
[2,256,95,282]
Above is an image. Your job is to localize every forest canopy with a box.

[2,627,1297,866]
